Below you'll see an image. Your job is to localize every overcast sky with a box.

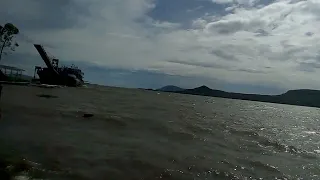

[1,0,320,94]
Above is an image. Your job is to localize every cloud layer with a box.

[2,0,320,91]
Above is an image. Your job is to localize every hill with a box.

[178,86,320,108]
[157,85,185,92]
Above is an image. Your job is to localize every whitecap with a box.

[314,150,320,154]
[303,131,317,135]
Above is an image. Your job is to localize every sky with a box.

[1,0,320,94]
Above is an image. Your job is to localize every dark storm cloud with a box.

[0,0,90,31]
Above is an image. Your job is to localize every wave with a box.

[227,128,319,159]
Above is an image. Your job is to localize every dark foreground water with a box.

[0,85,319,179]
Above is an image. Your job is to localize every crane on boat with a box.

[33,44,84,87]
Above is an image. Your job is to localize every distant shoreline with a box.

[155,85,320,109]
[3,83,320,109]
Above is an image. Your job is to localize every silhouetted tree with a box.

[0,23,19,62]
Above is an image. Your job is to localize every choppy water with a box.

[0,85,320,179]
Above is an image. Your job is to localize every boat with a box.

[33,44,84,87]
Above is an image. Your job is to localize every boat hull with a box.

[37,68,83,87]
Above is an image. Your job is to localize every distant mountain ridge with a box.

[158,85,320,108]
[157,85,185,92]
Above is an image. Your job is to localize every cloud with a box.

[210,49,238,61]
[212,0,234,4]
[2,0,320,92]
[166,59,230,69]
[149,21,181,29]
[187,6,204,13]
[212,0,260,7]
[234,68,268,74]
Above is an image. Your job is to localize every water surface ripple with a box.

[0,85,319,179]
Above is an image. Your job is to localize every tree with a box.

[0,23,19,62]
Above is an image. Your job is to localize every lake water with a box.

[0,85,319,179]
